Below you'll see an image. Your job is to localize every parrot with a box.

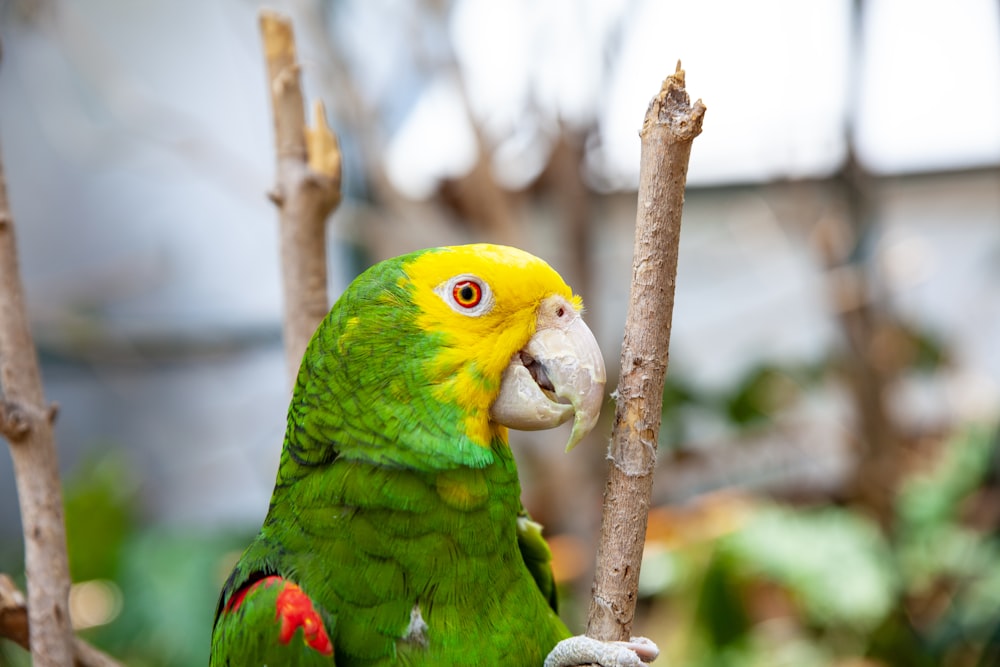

[210,244,658,666]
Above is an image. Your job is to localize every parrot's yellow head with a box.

[402,244,603,452]
[293,244,605,471]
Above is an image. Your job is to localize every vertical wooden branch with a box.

[0,143,74,665]
[260,11,342,385]
[586,63,705,643]
[0,38,132,666]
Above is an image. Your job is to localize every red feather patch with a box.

[226,576,334,657]
[275,579,334,656]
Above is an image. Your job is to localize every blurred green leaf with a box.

[866,607,938,667]
[714,361,828,431]
[897,426,997,532]
[695,550,752,652]
[721,365,799,427]
[64,450,139,582]
[659,373,706,447]
[84,528,251,667]
[907,326,950,372]
[725,504,897,631]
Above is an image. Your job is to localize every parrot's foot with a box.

[544,635,660,667]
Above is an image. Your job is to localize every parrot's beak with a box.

[489,295,607,451]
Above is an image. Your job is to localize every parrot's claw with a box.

[544,635,660,667]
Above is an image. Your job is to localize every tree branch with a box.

[586,63,705,643]
[0,575,121,667]
[259,10,342,385]
[0,135,76,665]
[0,37,126,664]
[0,574,28,653]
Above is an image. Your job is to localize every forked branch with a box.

[259,10,343,384]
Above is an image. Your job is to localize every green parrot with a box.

[210,244,657,666]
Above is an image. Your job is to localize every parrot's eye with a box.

[437,275,494,316]
[452,281,482,308]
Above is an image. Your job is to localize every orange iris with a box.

[452,280,482,308]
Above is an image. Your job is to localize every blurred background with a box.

[2,0,1000,665]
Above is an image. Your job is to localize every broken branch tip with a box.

[259,10,296,60]
[306,99,342,180]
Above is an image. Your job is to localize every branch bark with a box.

[0,136,76,665]
[259,10,342,385]
[586,63,705,644]
[0,574,121,667]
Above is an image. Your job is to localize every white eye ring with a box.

[435,274,495,317]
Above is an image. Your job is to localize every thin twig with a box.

[259,10,342,385]
[0,138,75,665]
[0,574,122,667]
[586,63,705,644]
[0,574,29,651]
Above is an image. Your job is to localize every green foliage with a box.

[906,326,950,373]
[659,322,948,446]
[720,365,805,429]
[694,551,752,654]
[659,374,704,445]
[897,427,996,533]
[97,529,251,667]
[659,360,827,450]
[63,451,139,582]
[725,505,897,631]
[894,427,1000,660]
[636,424,1000,667]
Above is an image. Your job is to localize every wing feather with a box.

[211,574,335,666]
[516,508,559,613]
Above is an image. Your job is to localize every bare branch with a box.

[259,10,342,385]
[0,574,29,650]
[586,62,705,643]
[0,136,76,665]
[0,574,122,667]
